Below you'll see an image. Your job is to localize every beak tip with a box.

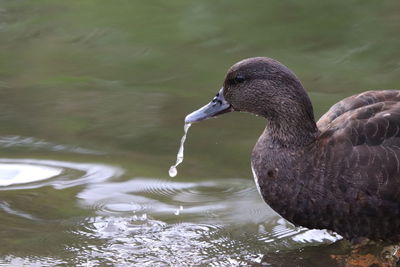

[184,112,200,124]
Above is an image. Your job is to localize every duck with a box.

[185,57,400,243]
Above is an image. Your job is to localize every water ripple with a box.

[0,158,342,266]
[258,218,341,247]
[74,215,226,266]
[73,213,340,267]
[0,201,39,220]
[0,158,123,190]
[77,177,270,225]
[0,135,103,155]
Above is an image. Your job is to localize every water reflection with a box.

[77,216,226,266]
[72,176,343,266]
[0,158,123,190]
[1,256,66,267]
[0,163,62,186]
[77,177,272,222]
[0,158,344,266]
[71,214,342,266]
[0,201,38,221]
[0,136,102,155]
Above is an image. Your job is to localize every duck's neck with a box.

[265,109,319,148]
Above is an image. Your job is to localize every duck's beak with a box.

[185,87,233,123]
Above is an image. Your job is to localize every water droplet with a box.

[174,205,183,215]
[169,123,191,177]
[168,166,177,177]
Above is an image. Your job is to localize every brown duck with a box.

[185,57,400,242]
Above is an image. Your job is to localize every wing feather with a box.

[317,91,400,203]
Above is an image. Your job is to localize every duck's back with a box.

[318,90,400,132]
[312,90,400,241]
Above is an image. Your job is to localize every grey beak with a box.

[185,87,232,123]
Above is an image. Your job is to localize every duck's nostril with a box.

[185,87,232,123]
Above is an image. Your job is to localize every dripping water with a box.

[169,123,191,177]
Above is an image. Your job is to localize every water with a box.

[169,123,191,177]
[0,0,399,266]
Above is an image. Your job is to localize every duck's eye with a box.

[234,74,246,84]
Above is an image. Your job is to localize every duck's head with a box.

[185,57,315,125]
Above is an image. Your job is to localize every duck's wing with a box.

[316,90,400,203]
[317,90,400,132]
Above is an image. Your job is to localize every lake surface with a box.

[0,1,399,266]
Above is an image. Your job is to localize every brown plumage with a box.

[185,57,400,242]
